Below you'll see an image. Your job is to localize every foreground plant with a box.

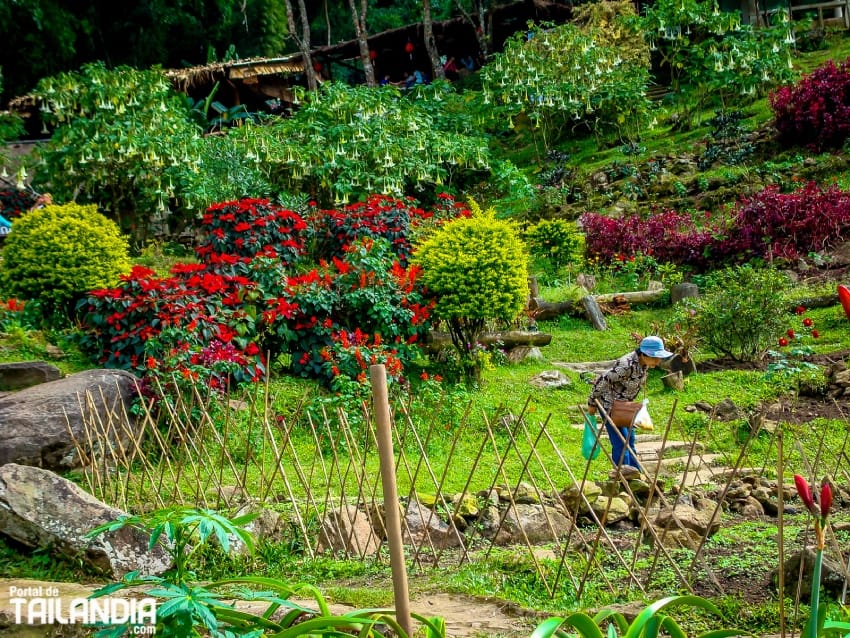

[87,507,446,637]
[792,475,849,638]
[530,595,746,638]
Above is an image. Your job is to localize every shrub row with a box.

[75,195,469,400]
[581,181,850,267]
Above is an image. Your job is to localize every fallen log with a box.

[529,288,668,322]
[425,330,552,352]
[787,293,839,311]
[589,289,667,304]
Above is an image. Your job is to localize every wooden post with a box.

[581,295,608,331]
[369,364,412,636]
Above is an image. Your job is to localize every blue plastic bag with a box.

[581,414,601,460]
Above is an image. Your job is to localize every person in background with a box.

[586,336,673,475]
[443,56,459,81]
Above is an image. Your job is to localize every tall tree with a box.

[347,0,376,87]
[283,0,318,90]
[454,0,490,57]
[422,0,445,81]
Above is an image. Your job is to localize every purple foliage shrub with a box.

[582,182,850,268]
[770,58,850,151]
[580,210,720,270]
[729,182,850,260]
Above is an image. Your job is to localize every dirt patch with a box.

[697,349,849,423]
[698,349,850,374]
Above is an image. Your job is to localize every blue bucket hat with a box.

[639,336,674,359]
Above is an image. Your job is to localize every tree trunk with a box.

[422,0,445,81]
[297,0,318,90]
[347,0,376,87]
[591,289,667,304]
[528,288,668,321]
[425,329,552,352]
[283,0,318,91]
[323,0,332,46]
[581,295,607,331]
[454,0,490,57]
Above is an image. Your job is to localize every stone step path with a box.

[633,434,733,487]
[573,424,738,487]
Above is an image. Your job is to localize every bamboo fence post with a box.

[370,364,412,637]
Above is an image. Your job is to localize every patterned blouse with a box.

[588,350,647,416]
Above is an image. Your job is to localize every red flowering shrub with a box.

[76,262,275,390]
[75,194,468,397]
[284,238,433,385]
[0,189,37,220]
[582,181,850,268]
[196,198,306,267]
[729,182,850,261]
[305,192,470,265]
[770,58,850,151]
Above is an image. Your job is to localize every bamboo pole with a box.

[370,364,412,638]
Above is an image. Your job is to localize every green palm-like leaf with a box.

[269,615,376,637]
[821,620,850,637]
[531,612,607,638]
[211,606,284,631]
[410,612,447,637]
[623,596,723,638]
[697,629,758,638]
[593,609,630,633]
[210,577,329,616]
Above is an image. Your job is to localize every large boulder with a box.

[0,464,171,577]
[0,361,62,391]
[0,369,142,470]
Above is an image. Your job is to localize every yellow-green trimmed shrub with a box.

[0,202,131,321]
[413,200,528,381]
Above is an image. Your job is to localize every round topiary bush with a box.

[413,199,527,381]
[0,202,132,321]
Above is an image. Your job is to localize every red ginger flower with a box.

[820,481,833,520]
[795,474,817,516]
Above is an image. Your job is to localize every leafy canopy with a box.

[30,62,203,241]
[481,20,652,145]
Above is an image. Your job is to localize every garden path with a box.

[0,578,540,637]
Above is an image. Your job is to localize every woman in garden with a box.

[586,336,673,476]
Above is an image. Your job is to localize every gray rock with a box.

[506,346,545,364]
[655,503,721,537]
[0,361,62,391]
[404,500,462,550]
[670,282,699,303]
[714,398,742,420]
[560,481,602,514]
[529,370,571,389]
[0,463,171,577]
[730,496,765,517]
[512,482,540,504]
[499,503,572,544]
[590,495,631,525]
[0,369,142,470]
[773,547,847,598]
[646,524,702,550]
[317,505,381,557]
